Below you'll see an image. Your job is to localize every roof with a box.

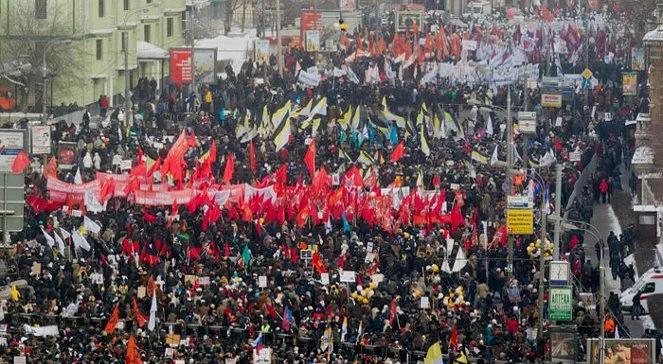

[644,25,663,44]
[137,41,169,60]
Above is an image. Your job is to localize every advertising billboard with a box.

[0,130,26,173]
[169,48,193,84]
[193,48,217,84]
[587,339,656,364]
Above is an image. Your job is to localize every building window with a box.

[35,0,47,19]
[96,39,103,60]
[121,32,128,52]
[123,0,130,11]
[167,18,173,37]
[144,24,151,43]
[98,0,104,18]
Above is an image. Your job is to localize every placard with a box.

[137,286,146,299]
[31,262,41,276]
[13,356,26,364]
[332,174,340,186]
[320,272,329,285]
[569,151,581,162]
[632,47,645,71]
[420,296,430,309]
[622,72,637,96]
[541,94,562,108]
[120,160,132,171]
[340,270,356,283]
[255,39,270,63]
[305,30,320,52]
[0,129,26,173]
[604,112,612,122]
[258,275,267,288]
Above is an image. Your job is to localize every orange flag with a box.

[132,297,146,328]
[126,335,142,364]
[104,303,120,334]
[11,150,30,174]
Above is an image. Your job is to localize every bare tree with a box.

[0,3,84,111]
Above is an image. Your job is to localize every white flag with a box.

[41,227,55,248]
[148,293,157,331]
[489,145,499,166]
[84,190,106,213]
[486,113,494,135]
[452,248,468,273]
[72,230,91,251]
[74,168,83,185]
[83,216,101,234]
[54,232,66,255]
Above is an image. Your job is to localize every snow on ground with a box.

[197,29,258,75]
[603,204,623,293]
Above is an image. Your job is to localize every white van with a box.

[620,267,663,313]
[462,1,492,19]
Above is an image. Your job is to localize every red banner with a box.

[300,11,321,40]
[169,48,192,84]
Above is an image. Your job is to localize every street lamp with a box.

[558,218,605,364]
[528,169,550,345]
[120,6,155,129]
[41,40,71,124]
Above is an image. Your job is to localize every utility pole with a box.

[583,19,589,106]
[536,183,547,345]
[124,31,131,128]
[506,83,514,273]
[190,7,197,98]
[553,163,562,259]
[276,0,283,76]
[41,49,48,125]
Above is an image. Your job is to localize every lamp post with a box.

[121,6,153,130]
[529,169,549,344]
[558,218,604,364]
[41,40,71,125]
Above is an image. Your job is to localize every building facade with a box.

[0,0,186,108]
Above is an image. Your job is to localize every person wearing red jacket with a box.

[599,177,609,203]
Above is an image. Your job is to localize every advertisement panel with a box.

[305,30,320,52]
[541,94,562,108]
[587,339,656,364]
[549,326,577,363]
[0,130,26,173]
[632,48,645,71]
[169,48,193,84]
[30,125,51,154]
[57,141,77,170]
[255,39,270,63]
[395,11,423,32]
[549,287,573,321]
[622,72,638,96]
[300,11,321,40]
[193,48,217,84]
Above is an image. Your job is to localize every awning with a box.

[137,41,169,60]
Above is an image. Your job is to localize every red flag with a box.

[146,158,161,178]
[311,251,326,274]
[44,157,58,177]
[275,164,287,186]
[132,297,146,328]
[137,146,144,164]
[223,241,230,259]
[450,204,465,232]
[222,154,235,184]
[11,150,30,174]
[142,208,157,223]
[304,140,316,178]
[449,325,458,350]
[130,161,147,177]
[126,335,142,364]
[296,206,309,228]
[390,142,405,163]
[104,304,120,334]
[389,299,398,325]
[248,140,257,174]
[123,176,141,196]
[209,140,217,164]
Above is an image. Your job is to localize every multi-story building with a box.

[0,0,186,108]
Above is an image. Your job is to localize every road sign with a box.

[581,68,593,79]
[507,195,534,209]
[506,208,534,235]
[549,287,573,321]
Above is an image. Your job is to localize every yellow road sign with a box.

[507,208,534,235]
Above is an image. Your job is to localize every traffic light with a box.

[339,18,348,32]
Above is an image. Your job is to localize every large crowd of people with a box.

[0,2,652,363]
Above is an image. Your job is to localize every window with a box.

[35,0,47,19]
[98,0,104,18]
[167,18,173,37]
[96,39,103,60]
[121,32,128,52]
[123,0,130,11]
[642,282,656,294]
[143,24,150,43]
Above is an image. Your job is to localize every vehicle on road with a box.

[620,267,663,313]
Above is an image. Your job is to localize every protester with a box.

[0,2,647,363]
